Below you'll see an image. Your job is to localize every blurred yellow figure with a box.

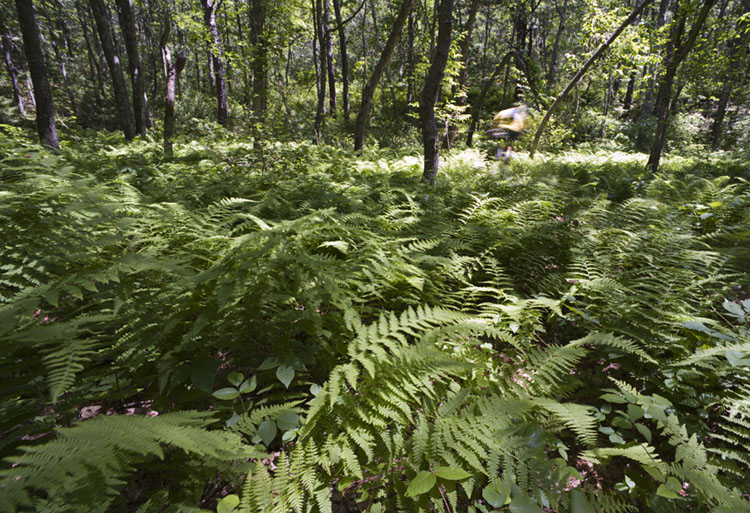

[487,105,528,161]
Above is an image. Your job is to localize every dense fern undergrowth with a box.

[1,123,750,513]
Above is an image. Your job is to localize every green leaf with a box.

[227,372,244,387]
[666,476,682,492]
[239,376,257,394]
[406,471,436,497]
[627,404,644,421]
[276,365,295,388]
[635,423,652,442]
[643,466,664,482]
[277,411,300,431]
[509,493,544,513]
[435,467,471,480]
[656,484,678,499]
[258,357,280,370]
[258,420,277,447]
[570,490,595,513]
[212,387,239,401]
[601,393,628,404]
[217,494,240,513]
[725,349,749,367]
[482,481,510,508]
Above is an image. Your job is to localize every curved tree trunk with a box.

[15,0,58,149]
[354,0,413,152]
[90,0,135,140]
[420,0,453,185]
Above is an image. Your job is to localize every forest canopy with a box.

[1,0,749,512]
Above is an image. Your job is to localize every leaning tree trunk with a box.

[0,11,25,116]
[354,0,413,152]
[116,0,151,133]
[161,22,186,159]
[419,0,453,185]
[90,0,135,140]
[14,0,58,149]
[530,0,654,158]
[201,0,228,126]
[647,0,717,172]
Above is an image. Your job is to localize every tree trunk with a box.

[530,0,654,158]
[354,0,413,152]
[161,23,186,159]
[406,8,415,106]
[443,0,481,148]
[116,0,151,133]
[622,71,636,116]
[42,9,78,117]
[420,0,453,185]
[15,0,58,149]
[313,0,327,143]
[250,0,267,120]
[647,0,717,172]
[546,0,568,91]
[710,0,750,150]
[201,0,228,126]
[90,0,135,140]
[332,0,350,120]
[323,0,336,116]
[0,11,25,116]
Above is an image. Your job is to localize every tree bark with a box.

[161,22,186,159]
[647,0,717,172]
[0,11,25,116]
[14,0,58,149]
[530,0,654,158]
[90,0,135,140]
[443,0,481,149]
[420,0,453,185]
[323,0,336,116]
[42,9,78,117]
[313,0,327,143]
[354,0,413,152]
[710,0,750,150]
[116,0,151,133]
[201,0,228,126]
[249,0,267,120]
[332,0,350,120]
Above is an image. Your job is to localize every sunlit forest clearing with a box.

[1,0,750,512]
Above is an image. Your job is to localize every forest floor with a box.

[2,125,750,511]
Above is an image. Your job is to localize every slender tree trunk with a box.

[622,71,636,116]
[313,0,327,142]
[710,0,750,150]
[332,0,350,120]
[0,12,25,116]
[161,23,186,159]
[323,0,336,116]
[647,0,717,172]
[546,0,568,91]
[530,0,654,158]
[406,8,415,106]
[354,0,413,152]
[42,10,78,117]
[250,0,267,119]
[443,0,481,148]
[116,0,151,133]
[90,0,135,140]
[15,0,58,149]
[420,0,453,185]
[201,0,228,125]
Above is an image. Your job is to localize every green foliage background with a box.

[1,124,749,512]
